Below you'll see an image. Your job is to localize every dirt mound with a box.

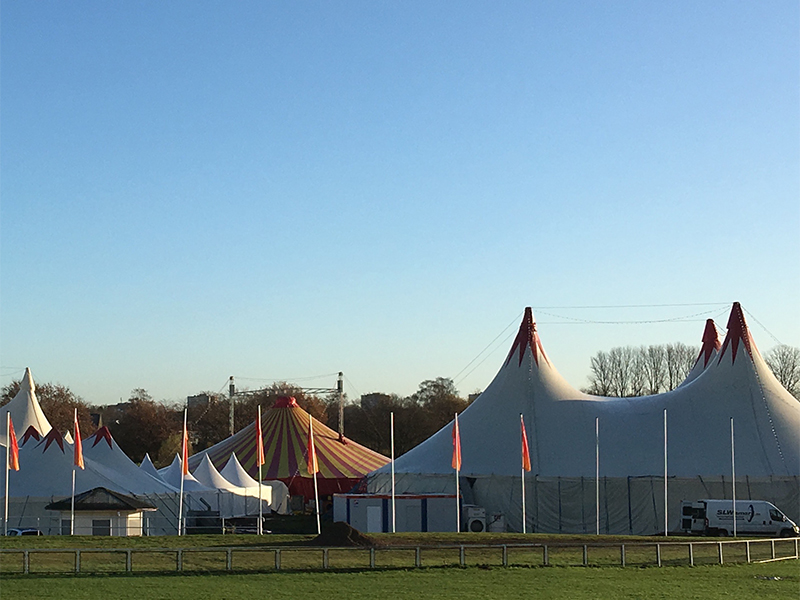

[307,521,376,547]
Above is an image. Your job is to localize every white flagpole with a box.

[71,408,77,535]
[310,418,321,535]
[390,411,396,534]
[731,417,736,538]
[455,413,460,534]
[521,414,527,535]
[595,416,600,536]
[664,408,668,537]
[178,409,186,536]
[4,413,10,537]
[258,405,263,536]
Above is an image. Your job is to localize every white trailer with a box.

[680,499,799,537]
[333,493,459,533]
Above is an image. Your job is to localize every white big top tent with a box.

[367,302,800,534]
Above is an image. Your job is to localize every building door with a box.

[366,505,382,533]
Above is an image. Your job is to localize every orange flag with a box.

[181,411,189,476]
[520,414,531,472]
[451,415,462,471]
[307,418,318,475]
[7,416,19,471]
[255,411,265,467]
[73,410,84,470]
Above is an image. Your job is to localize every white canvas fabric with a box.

[192,454,248,494]
[368,303,800,533]
[0,368,52,446]
[83,428,178,494]
[139,453,164,480]
[159,455,214,492]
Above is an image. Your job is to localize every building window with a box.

[92,519,111,536]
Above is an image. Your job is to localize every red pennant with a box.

[8,417,19,471]
[451,415,462,471]
[73,410,84,470]
[520,415,531,472]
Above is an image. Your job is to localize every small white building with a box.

[46,487,157,536]
[333,493,459,533]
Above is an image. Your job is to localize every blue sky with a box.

[1,2,798,405]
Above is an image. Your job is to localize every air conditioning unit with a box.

[463,505,486,532]
[467,516,486,532]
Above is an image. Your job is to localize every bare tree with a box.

[665,343,696,390]
[585,351,614,396]
[765,345,800,399]
[643,345,667,395]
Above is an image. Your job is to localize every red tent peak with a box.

[20,426,42,446]
[90,426,114,448]
[41,428,65,453]
[695,319,722,367]
[718,302,756,365]
[274,396,298,408]
[505,307,550,367]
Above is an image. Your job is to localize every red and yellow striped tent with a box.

[188,397,389,499]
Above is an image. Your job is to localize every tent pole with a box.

[731,417,736,538]
[4,414,10,537]
[258,405,263,536]
[390,411,396,533]
[595,417,599,536]
[664,408,668,537]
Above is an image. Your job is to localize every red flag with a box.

[181,411,189,476]
[307,418,318,474]
[255,411,265,467]
[74,410,84,470]
[7,417,19,471]
[451,415,461,471]
[520,415,531,472]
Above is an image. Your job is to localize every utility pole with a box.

[337,372,344,441]
[228,376,235,437]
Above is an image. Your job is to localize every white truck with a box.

[680,499,799,537]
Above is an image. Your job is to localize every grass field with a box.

[1,562,798,600]
[1,533,798,599]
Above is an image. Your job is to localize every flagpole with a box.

[521,414,527,535]
[178,408,186,536]
[257,405,263,536]
[390,411,396,534]
[731,417,736,538]
[454,413,460,534]
[71,467,76,535]
[310,418,321,535]
[4,414,10,537]
[595,416,599,536]
[71,407,81,535]
[664,408,668,537]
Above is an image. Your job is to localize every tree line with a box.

[2,345,797,467]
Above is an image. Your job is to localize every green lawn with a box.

[1,562,798,600]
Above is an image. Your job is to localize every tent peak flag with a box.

[505,307,550,367]
[718,302,757,365]
[697,319,722,367]
[89,426,114,448]
[40,428,65,453]
[20,425,42,446]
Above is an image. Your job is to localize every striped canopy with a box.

[189,397,389,499]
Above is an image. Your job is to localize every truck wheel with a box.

[717,529,729,537]
[779,529,793,538]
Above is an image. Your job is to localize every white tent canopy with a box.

[192,454,248,494]
[1,368,51,446]
[368,303,800,534]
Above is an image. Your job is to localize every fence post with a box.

[126,549,132,572]
[176,549,183,571]
[23,550,29,574]
[275,549,281,570]
[370,547,376,569]
[226,548,232,571]
[620,544,625,567]
[502,545,508,567]
[459,546,465,567]
[582,545,588,566]
[746,541,750,564]
[415,546,421,568]
[771,540,775,560]
[656,544,661,567]
[323,548,329,569]
[543,545,549,566]
[75,550,81,573]
[718,542,723,565]
[688,543,694,567]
